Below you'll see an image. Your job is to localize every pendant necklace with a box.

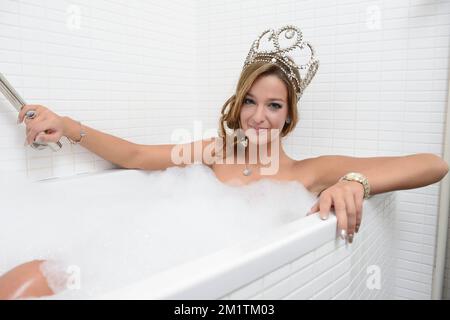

[243,164,252,176]
[240,136,252,176]
[240,136,252,177]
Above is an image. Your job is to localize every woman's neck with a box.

[239,139,291,166]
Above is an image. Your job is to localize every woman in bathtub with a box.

[1,26,448,299]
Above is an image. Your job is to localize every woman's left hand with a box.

[307,180,365,243]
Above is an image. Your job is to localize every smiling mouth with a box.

[249,126,268,131]
[249,127,269,135]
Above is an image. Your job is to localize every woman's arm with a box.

[312,153,449,196]
[18,104,144,170]
[19,105,216,171]
[63,116,141,169]
[307,153,448,242]
[64,117,216,171]
[133,137,216,171]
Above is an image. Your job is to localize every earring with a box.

[239,135,248,148]
[286,117,291,124]
[236,128,248,148]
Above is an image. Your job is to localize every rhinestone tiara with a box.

[243,25,319,101]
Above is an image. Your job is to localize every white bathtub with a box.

[102,184,397,299]
[6,167,397,299]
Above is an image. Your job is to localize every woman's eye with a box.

[244,98,281,109]
[270,103,282,109]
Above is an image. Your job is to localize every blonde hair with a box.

[214,60,300,159]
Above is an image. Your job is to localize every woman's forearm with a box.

[315,153,449,196]
[364,153,449,196]
[62,116,140,169]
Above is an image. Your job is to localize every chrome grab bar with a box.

[0,72,62,151]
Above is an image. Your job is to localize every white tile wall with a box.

[219,193,396,299]
[0,0,198,180]
[1,0,449,299]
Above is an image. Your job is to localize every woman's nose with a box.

[251,104,266,123]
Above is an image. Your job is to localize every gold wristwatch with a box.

[339,172,371,199]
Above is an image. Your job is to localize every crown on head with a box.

[243,25,319,101]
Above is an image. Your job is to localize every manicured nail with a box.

[320,214,328,220]
[35,133,43,143]
[340,229,347,240]
[348,233,354,244]
[355,226,360,233]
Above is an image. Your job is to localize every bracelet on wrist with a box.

[66,120,86,145]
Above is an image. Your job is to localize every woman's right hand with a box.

[17,105,65,145]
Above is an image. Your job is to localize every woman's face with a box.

[239,74,289,146]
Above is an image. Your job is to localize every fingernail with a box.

[355,226,360,233]
[348,233,354,244]
[35,134,43,143]
[340,229,347,240]
[320,214,328,220]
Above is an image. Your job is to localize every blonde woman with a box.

[1,25,448,299]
